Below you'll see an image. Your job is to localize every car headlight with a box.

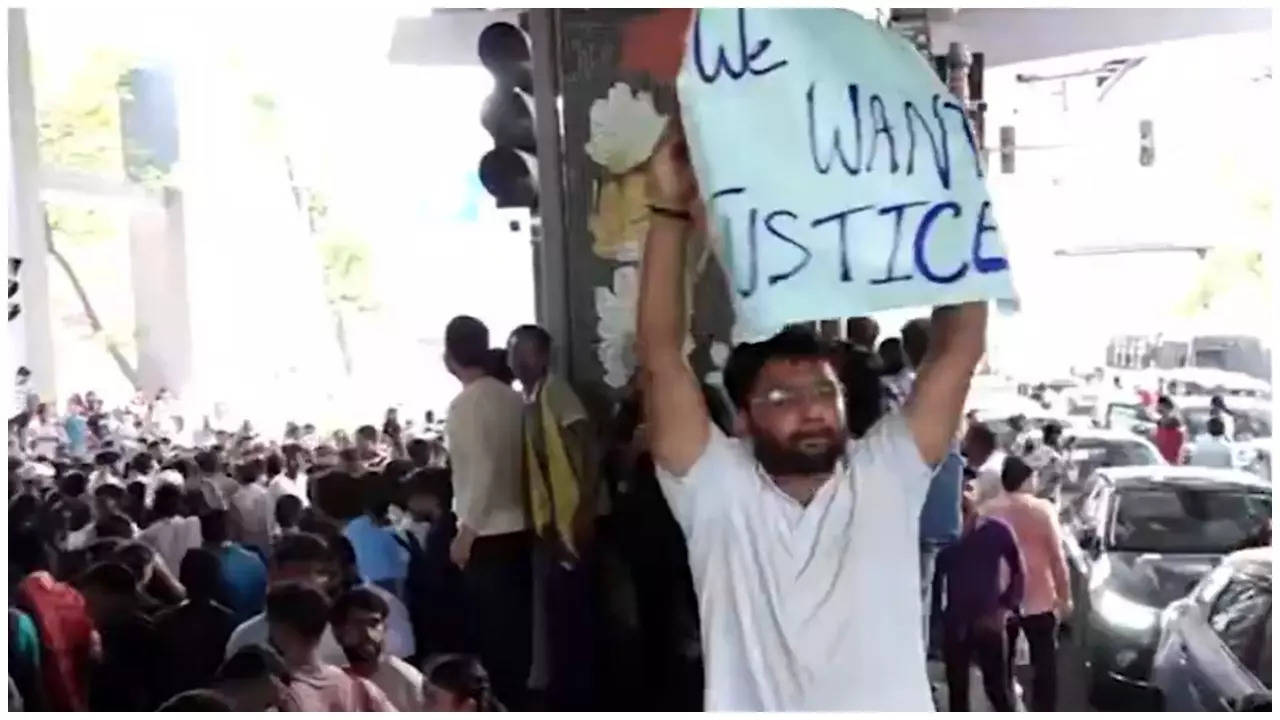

[1096,589,1160,633]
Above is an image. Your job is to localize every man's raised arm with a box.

[904,302,988,466]
[635,122,710,477]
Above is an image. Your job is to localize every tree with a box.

[33,42,145,391]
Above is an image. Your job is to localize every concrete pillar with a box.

[7,9,57,401]
[128,188,194,397]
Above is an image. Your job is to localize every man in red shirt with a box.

[1153,396,1185,464]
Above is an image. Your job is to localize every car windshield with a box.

[1071,439,1160,478]
[1108,488,1271,554]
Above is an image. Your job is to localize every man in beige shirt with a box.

[442,315,531,710]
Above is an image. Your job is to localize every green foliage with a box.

[1177,247,1269,316]
[34,48,133,176]
[318,229,378,312]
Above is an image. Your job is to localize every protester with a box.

[1024,422,1069,505]
[78,562,162,710]
[10,529,98,711]
[963,422,1006,506]
[343,472,410,603]
[201,509,268,626]
[399,468,467,661]
[1153,395,1185,464]
[224,532,348,665]
[331,586,424,711]
[138,482,203,575]
[275,494,305,538]
[229,458,273,556]
[877,337,913,408]
[206,646,295,711]
[1209,394,1236,440]
[636,123,987,710]
[443,314,532,709]
[1188,416,1234,469]
[422,654,506,712]
[508,323,597,708]
[265,581,395,711]
[932,479,1024,712]
[154,548,236,700]
[900,316,966,663]
[980,456,1071,711]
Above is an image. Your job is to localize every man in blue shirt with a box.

[200,509,267,626]
[903,318,964,658]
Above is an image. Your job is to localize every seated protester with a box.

[402,467,467,660]
[228,458,273,557]
[200,509,268,627]
[88,449,124,493]
[223,532,348,666]
[422,654,506,712]
[328,533,415,660]
[155,548,236,700]
[208,645,295,711]
[11,530,98,711]
[274,494,304,539]
[155,689,234,712]
[77,562,163,710]
[265,582,395,711]
[407,437,432,469]
[50,471,93,542]
[114,541,185,612]
[343,471,411,603]
[331,587,424,711]
[138,482,203,576]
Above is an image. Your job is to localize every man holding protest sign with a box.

[635,9,1012,710]
[638,121,987,711]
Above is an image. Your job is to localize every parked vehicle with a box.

[1059,429,1164,522]
[1062,466,1271,708]
[1150,547,1271,711]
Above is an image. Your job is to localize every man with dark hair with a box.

[980,456,1070,711]
[507,323,598,708]
[343,470,410,602]
[201,508,267,625]
[187,450,227,514]
[208,646,294,711]
[400,467,466,661]
[223,532,347,665]
[1153,395,1185,464]
[330,587,423,710]
[933,480,1024,712]
[229,458,272,555]
[1189,415,1233,469]
[266,582,394,711]
[1209,394,1235,440]
[877,337,912,409]
[355,425,387,470]
[154,548,236,700]
[1025,421,1068,505]
[406,437,432,469]
[267,444,308,520]
[963,422,1005,505]
[139,481,202,575]
[443,314,531,708]
[845,316,879,353]
[78,562,162,710]
[638,125,989,709]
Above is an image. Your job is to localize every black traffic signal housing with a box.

[478,21,538,210]
[9,256,22,321]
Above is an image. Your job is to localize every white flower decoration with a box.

[585,82,668,175]
[595,264,695,389]
[596,266,639,389]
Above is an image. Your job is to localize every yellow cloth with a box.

[525,386,582,557]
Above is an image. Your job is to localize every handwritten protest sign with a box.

[676,8,1018,341]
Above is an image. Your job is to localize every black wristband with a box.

[647,204,693,221]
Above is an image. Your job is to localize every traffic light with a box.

[8,256,21,321]
[477,21,538,210]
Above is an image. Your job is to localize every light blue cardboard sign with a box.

[676,9,1019,342]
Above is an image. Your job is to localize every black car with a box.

[1062,466,1271,708]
